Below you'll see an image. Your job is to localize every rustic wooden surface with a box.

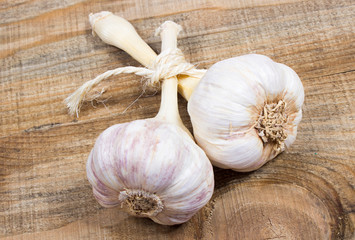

[1,0,354,239]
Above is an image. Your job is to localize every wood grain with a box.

[1,0,354,239]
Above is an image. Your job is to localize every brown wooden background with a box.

[1,0,354,239]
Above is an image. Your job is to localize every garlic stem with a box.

[154,21,192,137]
[89,12,156,67]
[89,11,201,100]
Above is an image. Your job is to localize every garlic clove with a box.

[195,129,264,171]
[190,102,252,137]
[189,61,267,137]
[87,149,123,207]
[284,125,298,148]
[238,54,287,97]
[200,58,267,107]
[292,109,303,126]
[278,63,305,109]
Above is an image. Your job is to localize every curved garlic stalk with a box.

[86,21,214,225]
[86,12,304,172]
[89,11,203,100]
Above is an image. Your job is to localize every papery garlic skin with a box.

[188,54,304,172]
[87,119,214,225]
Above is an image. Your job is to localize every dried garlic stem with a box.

[89,11,203,100]
[89,11,156,67]
[155,21,192,137]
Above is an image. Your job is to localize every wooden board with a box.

[1,0,354,239]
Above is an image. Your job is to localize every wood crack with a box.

[24,122,61,133]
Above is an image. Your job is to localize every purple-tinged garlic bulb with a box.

[85,21,214,225]
[188,54,304,171]
[87,119,213,224]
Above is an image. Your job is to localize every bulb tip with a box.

[155,21,182,37]
[89,11,112,28]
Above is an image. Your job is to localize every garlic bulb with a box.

[87,118,214,224]
[85,21,214,225]
[188,54,304,171]
[83,12,304,172]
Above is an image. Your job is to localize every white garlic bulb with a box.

[85,20,214,225]
[188,54,304,171]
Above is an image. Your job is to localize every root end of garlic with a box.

[255,100,288,153]
[119,189,163,217]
